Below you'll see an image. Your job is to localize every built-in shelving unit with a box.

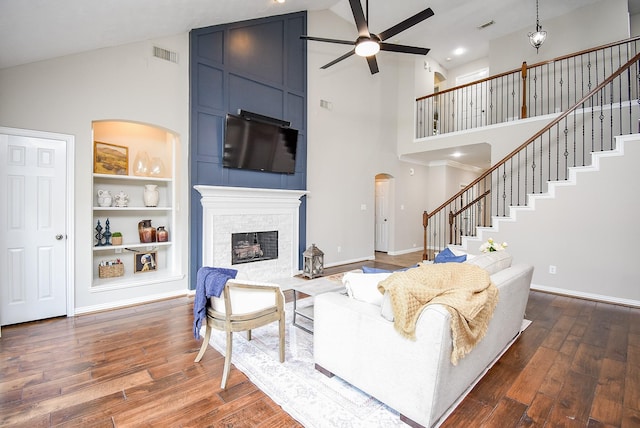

[91,120,180,291]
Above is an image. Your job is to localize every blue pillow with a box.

[362,266,391,274]
[362,264,420,274]
[434,248,467,264]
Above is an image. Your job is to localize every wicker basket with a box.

[98,264,124,278]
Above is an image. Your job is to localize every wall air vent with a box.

[477,20,495,30]
[152,46,179,64]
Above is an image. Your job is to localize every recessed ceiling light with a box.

[452,151,462,158]
[453,47,465,56]
[275,0,285,3]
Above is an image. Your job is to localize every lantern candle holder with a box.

[303,244,324,279]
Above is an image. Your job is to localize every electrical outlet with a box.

[549,265,557,274]
[337,246,342,253]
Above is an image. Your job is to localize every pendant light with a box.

[528,0,547,53]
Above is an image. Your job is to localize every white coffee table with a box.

[290,277,344,334]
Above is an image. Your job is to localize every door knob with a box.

[55,234,64,240]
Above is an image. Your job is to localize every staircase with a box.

[420,44,640,307]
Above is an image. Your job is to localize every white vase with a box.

[143,184,159,207]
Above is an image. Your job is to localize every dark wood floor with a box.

[1,253,639,427]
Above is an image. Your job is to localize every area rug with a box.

[204,300,531,428]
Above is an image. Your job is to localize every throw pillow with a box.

[434,247,467,264]
[465,251,512,274]
[362,266,391,274]
[342,271,392,306]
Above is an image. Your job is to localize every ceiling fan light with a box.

[355,39,380,57]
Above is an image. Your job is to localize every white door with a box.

[375,179,389,252]
[0,130,68,326]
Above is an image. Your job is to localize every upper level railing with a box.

[422,49,640,260]
[416,36,640,139]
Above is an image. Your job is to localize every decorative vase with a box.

[156,226,169,242]
[133,151,150,176]
[138,219,156,243]
[97,189,113,207]
[149,157,166,177]
[143,184,159,207]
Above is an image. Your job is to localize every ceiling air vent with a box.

[152,46,179,64]
[477,20,495,30]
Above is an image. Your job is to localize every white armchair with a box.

[194,279,285,389]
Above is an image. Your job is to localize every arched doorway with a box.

[374,173,394,253]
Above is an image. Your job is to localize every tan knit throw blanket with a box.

[377,263,499,365]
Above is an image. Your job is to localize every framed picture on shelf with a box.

[94,141,128,175]
[134,251,157,273]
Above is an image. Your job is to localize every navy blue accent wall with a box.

[189,12,307,287]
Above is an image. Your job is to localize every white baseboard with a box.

[324,256,375,269]
[531,283,640,308]
[386,248,423,256]
[74,289,190,315]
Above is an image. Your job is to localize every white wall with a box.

[463,136,640,305]
[0,35,190,310]
[489,0,629,74]
[306,10,427,264]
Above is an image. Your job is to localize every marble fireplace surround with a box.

[195,185,308,281]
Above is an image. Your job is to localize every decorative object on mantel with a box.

[528,0,547,53]
[114,190,128,207]
[138,219,156,243]
[303,244,324,279]
[156,226,169,242]
[133,150,150,176]
[97,189,113,207]
[94,220,104,246]
[143,184,159,207]
[111,232,123,246]
[479,238,508,253]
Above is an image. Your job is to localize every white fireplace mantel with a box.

[195,185,309,280]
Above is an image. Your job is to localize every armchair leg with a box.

[194,324,212,363]
[278,314,285,363]
[221,330,233,389]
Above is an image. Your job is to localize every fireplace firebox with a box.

[231,231,278,265]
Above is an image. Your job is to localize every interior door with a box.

[375,179,389,252]
[0,130,68,326]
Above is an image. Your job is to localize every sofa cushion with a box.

[465,251,512,274]
[380,291,395,321]
[342,271,391,306]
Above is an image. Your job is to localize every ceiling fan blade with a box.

[348,0,370,38]
[366,55,379,75]
[380,43,430,55]
[300,36,355,46]
[378,8,435,41]
[321,49,356,69]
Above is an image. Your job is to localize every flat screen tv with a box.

[222,113,298,174]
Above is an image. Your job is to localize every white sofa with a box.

[313,252,534,428]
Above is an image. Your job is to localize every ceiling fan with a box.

[301,0,434,75]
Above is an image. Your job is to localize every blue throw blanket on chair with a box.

[193,266,238,339]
